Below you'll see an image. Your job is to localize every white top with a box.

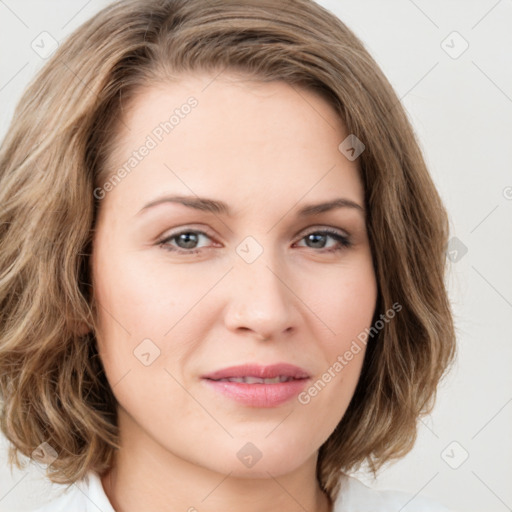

[32,471,453,511]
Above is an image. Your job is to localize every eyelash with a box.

[157,227,352,255]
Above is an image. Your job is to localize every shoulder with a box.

[30,472,115,512]
[30,485,86,512]
[333,473,453,512]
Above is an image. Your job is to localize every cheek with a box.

[91,247,212,386]
[93,244,181,337]
[91,260,196,421]
[299,256,376,407]
[308,256,377,348]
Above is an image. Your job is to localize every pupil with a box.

[307,233,325,248]
[178,233,198,249]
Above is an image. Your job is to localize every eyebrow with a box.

[136,195,364,217]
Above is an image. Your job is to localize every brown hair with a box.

[0,0,456,499]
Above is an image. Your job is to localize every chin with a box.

[202,438,316,479]
[212,456,309,480]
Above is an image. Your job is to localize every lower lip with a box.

[202,378,309,407]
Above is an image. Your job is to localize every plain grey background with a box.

[1,1,511,511]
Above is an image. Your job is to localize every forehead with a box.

[99,72,364,218]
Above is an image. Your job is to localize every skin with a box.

[90,72,377,512]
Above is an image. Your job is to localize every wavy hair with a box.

[0,0,456,499]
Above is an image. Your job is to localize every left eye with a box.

[158,229,351,254]
[295,230,351,252]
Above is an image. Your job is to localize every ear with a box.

[76,320,92,337]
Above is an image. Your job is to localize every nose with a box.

[222,253,298,342]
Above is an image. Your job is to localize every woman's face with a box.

[91,73,377,478]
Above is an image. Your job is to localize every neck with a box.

[101,413,333,512]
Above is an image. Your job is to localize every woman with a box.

[0,0,456,510]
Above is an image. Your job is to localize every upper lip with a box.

[202,363,310,380]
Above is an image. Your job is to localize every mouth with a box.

[201,363,310,408]
[211,375,299,384]
[202,363,310,381]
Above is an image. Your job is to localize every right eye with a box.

[158,229,216,255]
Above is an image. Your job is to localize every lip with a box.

[201,363,310,408]
[203,363,310,380]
